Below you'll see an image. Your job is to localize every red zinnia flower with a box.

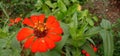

[9,17,21,26]
[16,14,63,53]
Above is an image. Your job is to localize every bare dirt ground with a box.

[83,0,120,23]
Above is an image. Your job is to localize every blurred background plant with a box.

[0,0,119,56]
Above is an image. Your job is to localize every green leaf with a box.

[93,16,98,22]
[86,18,94,26]
[0,49,12,56]
[35,0,43,10]
[56,22,69,50]
[83,43,96,56]
[70,0,77,3]
[0,39,7,49]
[86,38,95,45]
[100,19,112,29]
[67,4,77,16]
[0,29,8,38]
[62,0,70,5]
[42,4,51,15]
[65,46,71,56]
[57,0,67,12]
[85,26,101,36]
[11,36,21,56]
[69,12,78,39]
[45,1,54,8]
[99,30,114,56]
[55,11,65,20]
[35,50,61,56]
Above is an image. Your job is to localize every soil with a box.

[83,0,120,23]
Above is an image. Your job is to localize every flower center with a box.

[33,22,47,38]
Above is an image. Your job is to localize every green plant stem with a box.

[0,2,10,28]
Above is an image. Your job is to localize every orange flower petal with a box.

[46,16,56,26]
[23,18,34,27]
[30,15,38,24]
[38,38,48,52]
[48,27,63,34]
[24,36,35,49]
[15,17,21,23]
[38,14,45,23]
[17,28,33,41]
[46,20,60,28]
[47,33,61,42]
[31,39,39,53]
[45,37,55,49]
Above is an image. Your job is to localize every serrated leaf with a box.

[57,0,67,12]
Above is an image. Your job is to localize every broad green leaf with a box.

[99,30,114,56]
[93,16,98,22]
[100,19,112,29]
[86,18,94,26]
[57,0,67,12]
[70,12,78,29]
[69,12,78,39]
[83,43,96,56]
[56,22,69,50]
